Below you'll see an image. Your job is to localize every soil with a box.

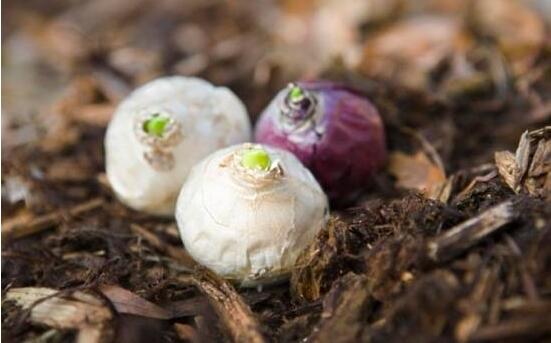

[2,1,550,342]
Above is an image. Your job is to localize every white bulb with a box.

[105,76,251,216]
[175,143,329,286]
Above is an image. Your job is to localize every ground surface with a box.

[2,1,550,342]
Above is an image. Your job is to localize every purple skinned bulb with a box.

[254,81,387,205]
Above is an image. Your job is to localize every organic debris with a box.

[2,0,550,342]
[495,127,550,197]
[4,287,113,343]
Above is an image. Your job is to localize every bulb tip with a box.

[241,148,271,171]
[144,115,170,137]
[289,85,304,103]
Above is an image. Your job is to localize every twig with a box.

[179,269,266,343]
[130,224,197,269]
[427,200,517,262]
[2,198,104,241]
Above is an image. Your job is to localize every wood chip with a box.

[494,151,517,191]
[5,287,113,343]
[495,126,550,196]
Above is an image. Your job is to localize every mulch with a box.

[2,1,550,342]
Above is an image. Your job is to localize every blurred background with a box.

[3,0,549,141]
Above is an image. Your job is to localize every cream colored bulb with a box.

[105,76,251,216]
[175,143,329,286]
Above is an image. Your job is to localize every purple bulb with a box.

[254,81,387,205]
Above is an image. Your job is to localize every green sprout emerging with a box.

[144,115,170,137]
[241,148,271,171]
[289,85,304,102]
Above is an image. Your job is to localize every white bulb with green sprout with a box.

[105,76,251,216]
[175,143,329,286]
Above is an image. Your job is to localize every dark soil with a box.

[2,1,550,342]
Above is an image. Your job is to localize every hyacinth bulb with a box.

[175,143,328,286]
[105,76,251,216]
[255,81,387,205]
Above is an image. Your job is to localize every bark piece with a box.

[427,200,516,262]
[179,269,266,343]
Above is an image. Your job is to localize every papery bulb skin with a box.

[175,143,329,287]
[105,76,251,216]
[254,81,386,205]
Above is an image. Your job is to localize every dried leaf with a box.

[388,151,447,199]
[99,285,171,320]
[5,287,113,343]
